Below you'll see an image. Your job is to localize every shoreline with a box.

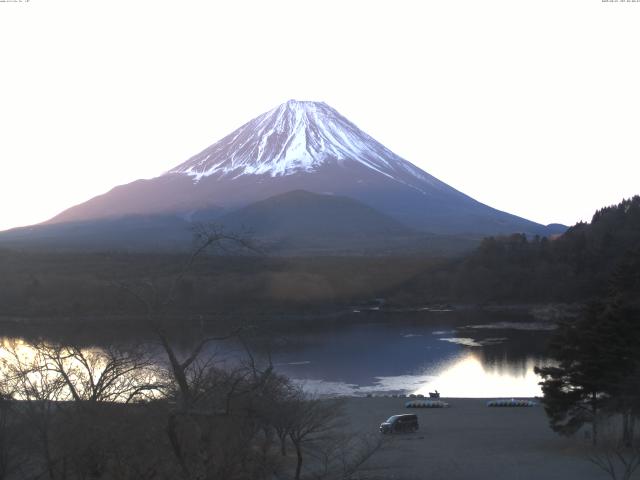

[0,301,581,329]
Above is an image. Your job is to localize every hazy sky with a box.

[1,0,639,231]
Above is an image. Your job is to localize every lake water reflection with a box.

[267,312,555,397]
[0,310,556,398]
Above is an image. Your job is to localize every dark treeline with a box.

[533,228,640,477]
[2,196,639,325]
[394,196,640,304]
[0,251,439,321]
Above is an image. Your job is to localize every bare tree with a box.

[31,342,161,404]
[116,224,260,409]
[115,224,276,479]
[1,340,68,480]
[588,442,640,480]
[286,395,343,480]
[587,416,640,480]
[0,393,10,480]
[266,388,384,480]
[117,223,257,318]
[1,338,165,480]
[0,385,26,480]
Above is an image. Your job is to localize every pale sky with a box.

[1,0,639,231]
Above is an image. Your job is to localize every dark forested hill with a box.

[395,196,640,304]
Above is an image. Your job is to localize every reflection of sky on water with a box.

[287,353,550,398]
[413,353,548,397]
[270,317,553,397]
[1,311,556,398]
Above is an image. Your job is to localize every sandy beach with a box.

[342,397,609,480]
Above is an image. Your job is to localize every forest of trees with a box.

[0,249,439,323]
[395,196,640,304]
[534,234,640,479]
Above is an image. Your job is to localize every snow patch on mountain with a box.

[168,100,435,191]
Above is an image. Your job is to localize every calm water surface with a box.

[261,310,555,397]
[1,310,556,398]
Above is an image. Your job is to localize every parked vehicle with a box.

[379,414,419,434]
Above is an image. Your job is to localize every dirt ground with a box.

[341,397,610,480]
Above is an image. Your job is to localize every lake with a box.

[0,309,557,398]
[263,310,555,397]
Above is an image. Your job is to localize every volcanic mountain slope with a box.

[0,215,194,251]
[1,190,478,255]
[217,190,420,254]
[220,190,412,238]
[46,100,556,236]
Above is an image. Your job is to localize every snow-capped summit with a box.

[168,99,431,191]
[42,99,555,239]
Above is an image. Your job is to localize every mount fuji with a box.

[2,100,562,253]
